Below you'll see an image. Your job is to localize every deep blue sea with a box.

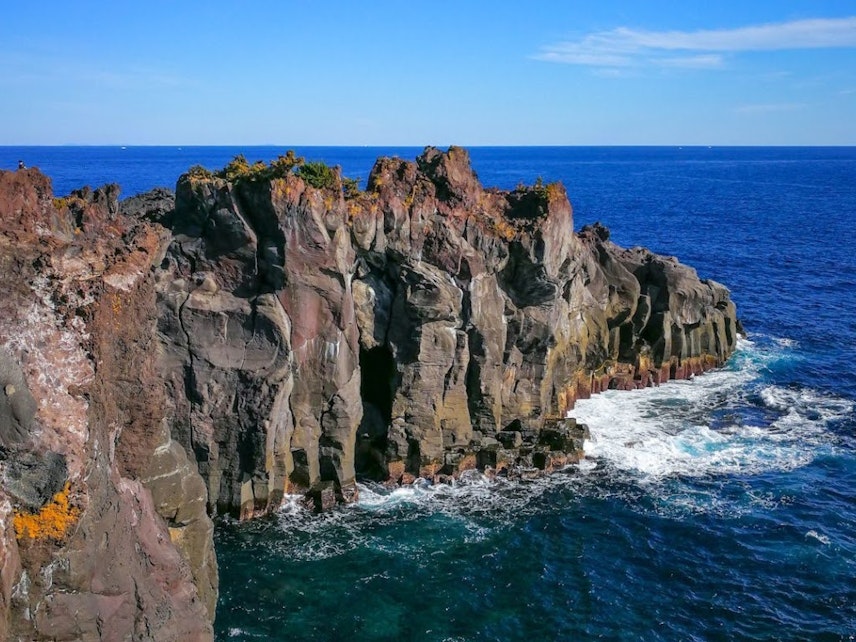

[4,146,855,641]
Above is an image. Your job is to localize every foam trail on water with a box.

[272,471,562,557]
[355,471,563,519]
[570,337,852,479]
[805,530,831,545]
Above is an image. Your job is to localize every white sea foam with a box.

[570,339,851,480]
[805,530,831,545]
[774,337,799,349]
[356,482,434,509]
[758,385,852,420]
[272,336,850,529]
[355,471,570,519]
[271,503,370,561]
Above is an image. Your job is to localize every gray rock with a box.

[2,450,67,511]
[152,147,740,513]
[0,348,37,451]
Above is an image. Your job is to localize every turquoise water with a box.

[4,146,855,640]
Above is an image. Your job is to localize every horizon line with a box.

[3,143,856,149]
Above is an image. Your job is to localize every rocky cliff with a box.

[0,172,214,640]
[0,147,738,637]
[155,146,738,516]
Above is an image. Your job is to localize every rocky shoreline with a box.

[0,147,738,639]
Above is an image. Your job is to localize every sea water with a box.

[3,146,854,640]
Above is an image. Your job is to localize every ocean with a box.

[3,146,855,641]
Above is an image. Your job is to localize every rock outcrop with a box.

[0,147,738,636]
[154,146,738,516]
[0,170,214,640]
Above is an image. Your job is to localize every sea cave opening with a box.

[355,345,395,481]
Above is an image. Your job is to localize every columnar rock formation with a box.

[154,146,738,516]
[0,147,738,636]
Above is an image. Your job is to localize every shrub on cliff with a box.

[186,151,362,198]
[505,176,561,222]
[217,151,307,184]
[297,160,362,198]
[342,176,361,199]
[219,154,254,182]
[268,150,305,178]
[296,161,338,190]
[186,165,214,180]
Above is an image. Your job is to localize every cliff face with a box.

[0,171,215,640]
[155,146,738,516]
[0,147,738,635]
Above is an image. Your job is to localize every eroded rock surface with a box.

[0,147,739,635]
[0,169,214,640]
[154,147,739,515]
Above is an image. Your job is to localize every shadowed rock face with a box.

[0,169,214,640]
[155,146,739,515]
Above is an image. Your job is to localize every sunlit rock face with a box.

[0,170,214,640]
[0,148,738,637]
[156,147,738,515]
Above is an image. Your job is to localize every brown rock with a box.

[154,147,739,511]
[0,149,738,640]
[0,170,214,639]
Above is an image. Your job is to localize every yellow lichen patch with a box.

[493,218,516,241]
[111,292,122,315]
[168,526,185,547]
[347,200,367,223]
[13,483,80,541]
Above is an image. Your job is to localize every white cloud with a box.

[734,103,806,114]
[536,16,856,69]
[658,54,725,69]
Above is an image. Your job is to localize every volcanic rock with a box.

[0,147,740,636]
[0,169,214,640]
[154,146,739,515]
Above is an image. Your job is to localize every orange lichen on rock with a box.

[13,482,80,541]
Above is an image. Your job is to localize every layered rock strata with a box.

[154,147,738,517]
[0,171,214,640]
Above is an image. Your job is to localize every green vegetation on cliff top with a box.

[186,151,361,197]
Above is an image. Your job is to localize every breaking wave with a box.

[270,471,589,560]
[265,334,854,553]
[570,336,852,480]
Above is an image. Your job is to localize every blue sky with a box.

[1,1,855,145]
